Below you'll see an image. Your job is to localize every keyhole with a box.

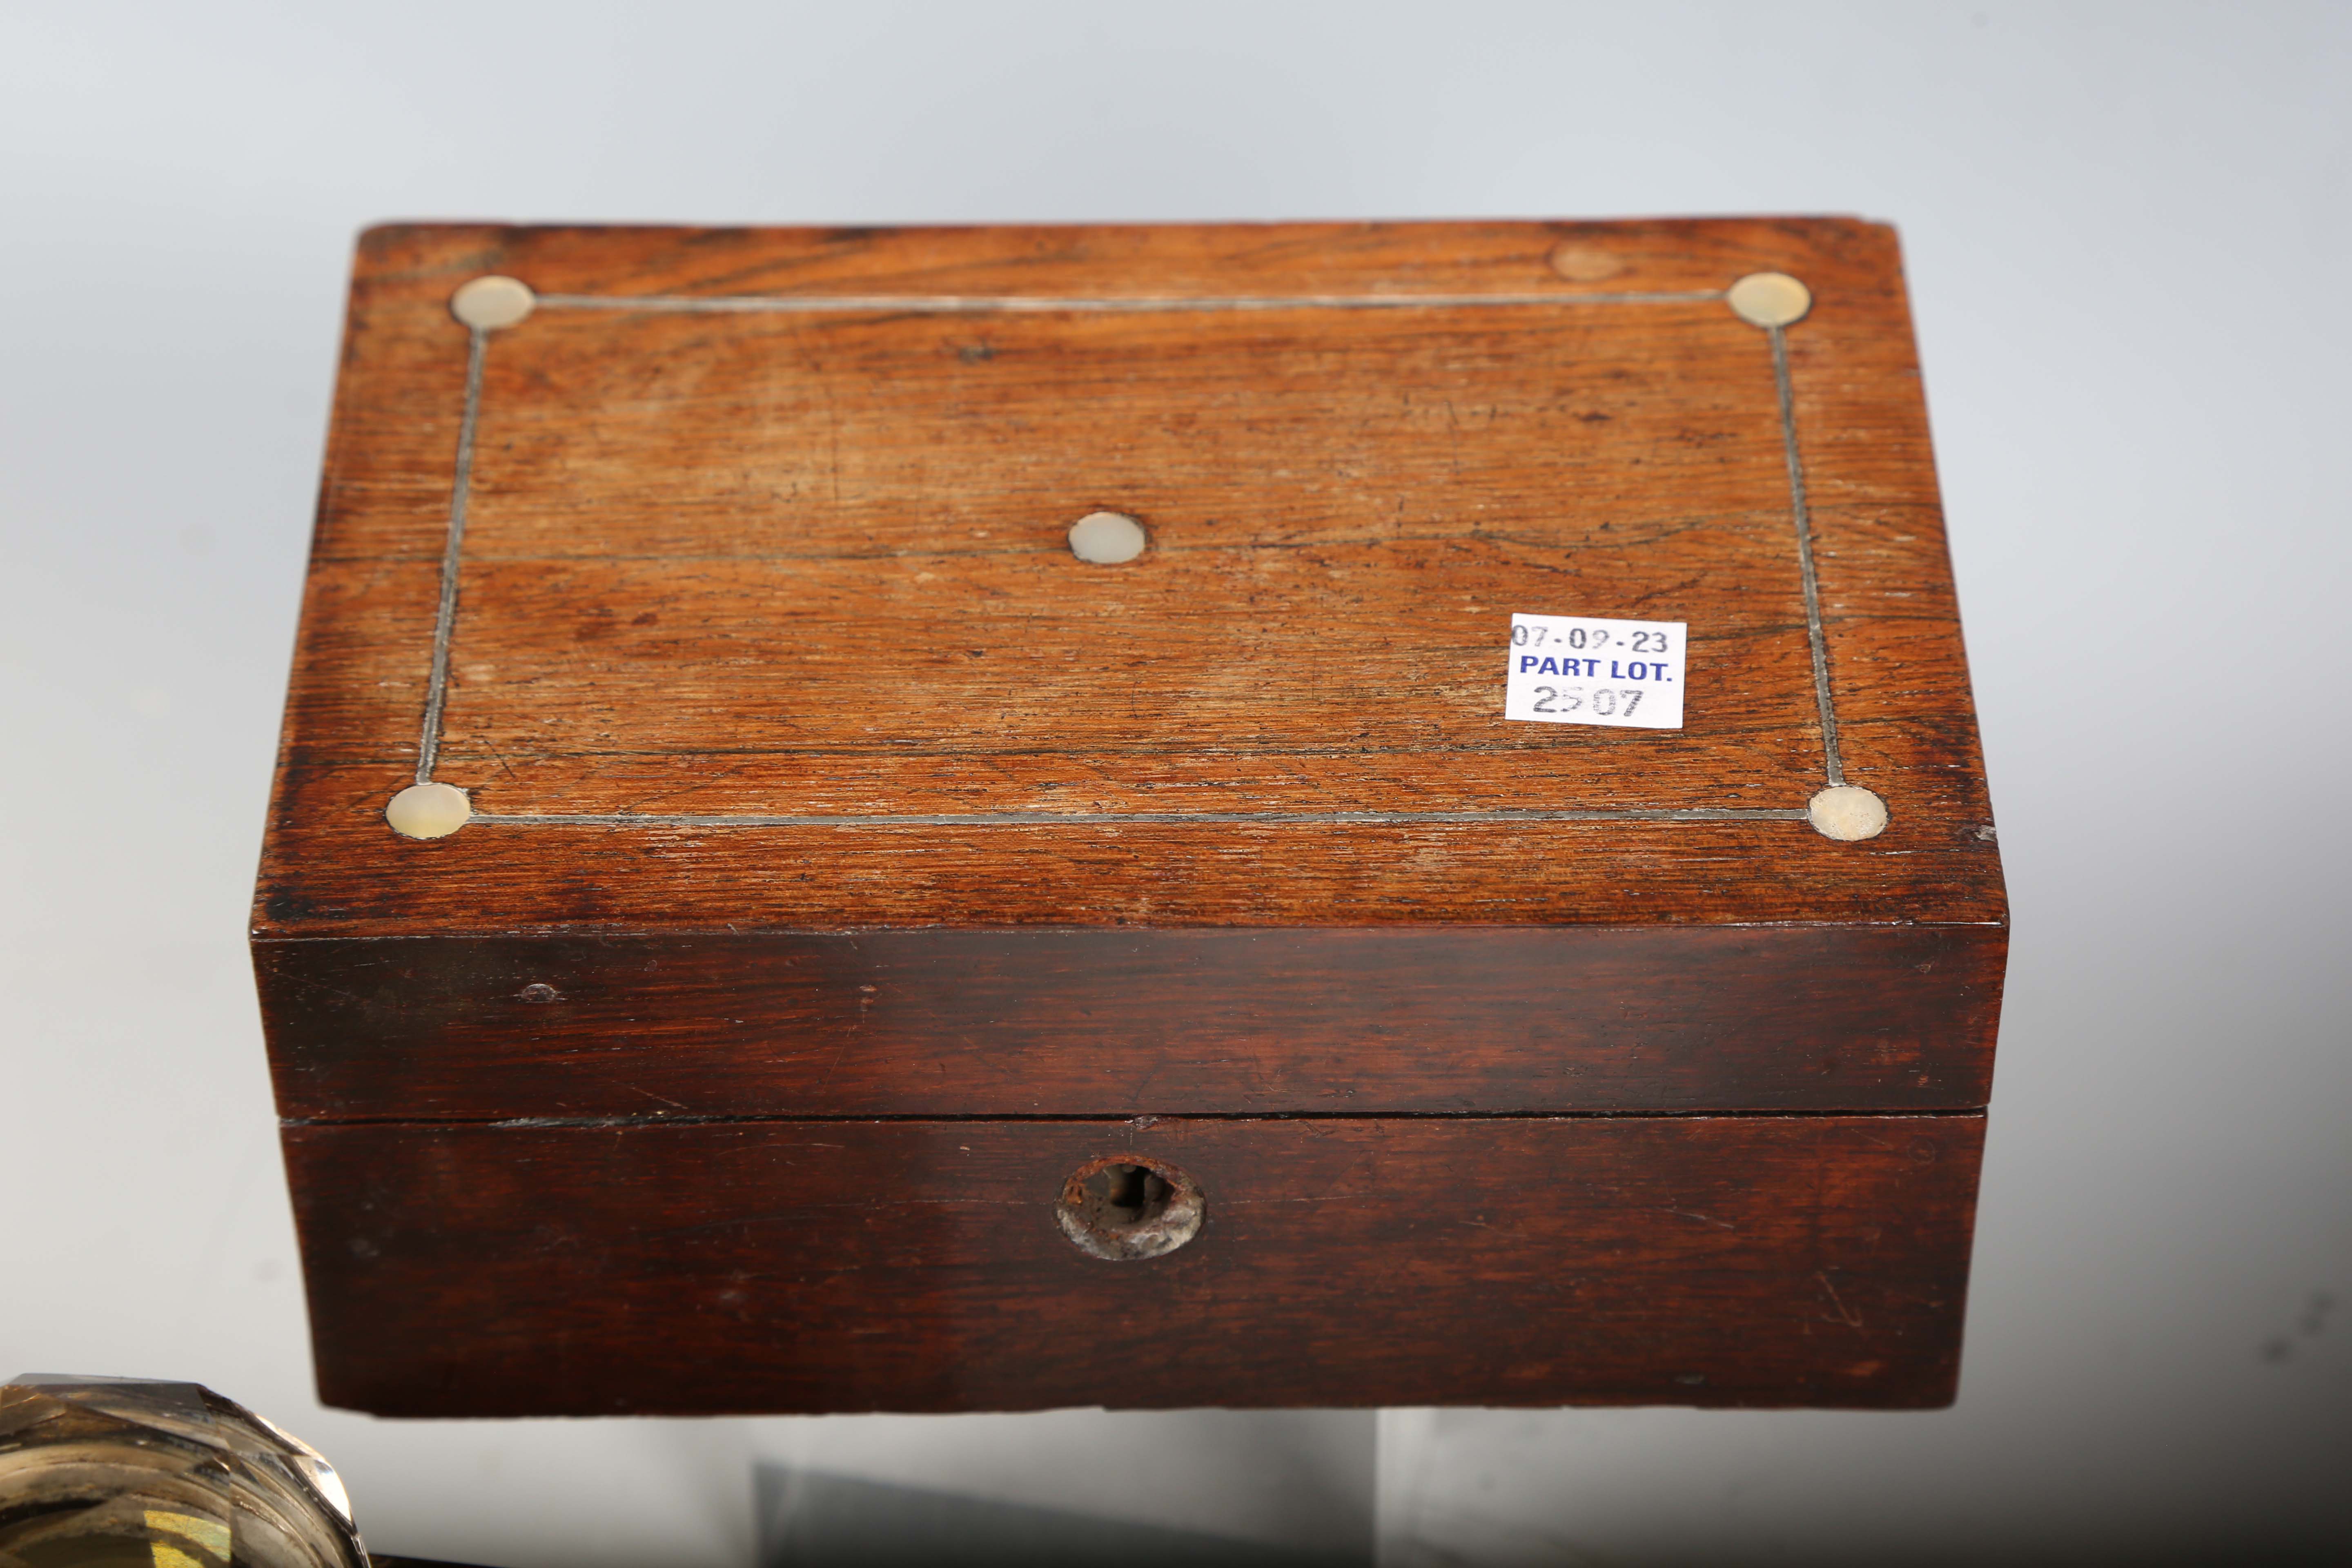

[1101,1163,1165,1222]
[1057,1155,1204,1261]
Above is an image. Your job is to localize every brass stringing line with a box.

[530,291,1725,314]
[1768,322,1844,787]
[416,325,488,785]
[471,809,1813,828]
[423,287,1835,825]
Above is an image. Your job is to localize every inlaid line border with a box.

[531,290,1723,314]
[471,808,1815,828]
[412,284,1844,831]
[1768,323,1844,786]
[413,326,488,786]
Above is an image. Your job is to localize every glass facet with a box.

[0,1375,368,1568]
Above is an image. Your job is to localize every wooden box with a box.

[253,219,2004,1415]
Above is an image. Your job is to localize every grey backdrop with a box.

[2,3,2346,1564]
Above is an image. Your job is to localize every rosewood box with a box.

[253,219,2005,1415]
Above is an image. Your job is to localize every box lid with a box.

[258,219,1999,935]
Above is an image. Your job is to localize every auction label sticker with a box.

[1505,613,1686,729]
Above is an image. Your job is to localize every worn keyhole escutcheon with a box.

[1056,1154,1203,1261]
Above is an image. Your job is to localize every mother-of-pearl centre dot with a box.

[386,782,472,840]
[1067,511,1148,564]
[450,276,536,330]
[1725,272,1812,328]
[1807,785,1888,842]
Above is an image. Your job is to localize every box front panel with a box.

[286,1114,1983,1415]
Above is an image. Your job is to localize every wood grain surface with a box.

[258,924,2002,1121]
[287,1113,1984,1415]
[255,218,2001,936]
[259,223,2002,1413]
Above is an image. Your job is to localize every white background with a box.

[3,4,2347,1564]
